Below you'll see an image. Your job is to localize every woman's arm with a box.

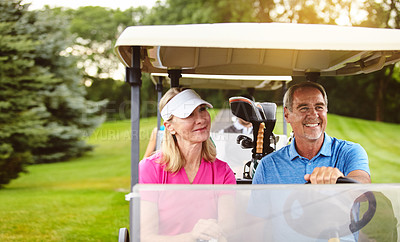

[217,194,236,241]
[141,200,224,242]
[143,127,158,159]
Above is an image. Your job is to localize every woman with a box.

[139,87,236,241]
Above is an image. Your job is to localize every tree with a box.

[322,0,400,122]
[266,0,400,122]
[361,0,400,122]
[0,0,51,185]
[66,6,149,119]
[66,6,146,80]
[144,0,400,123]
[28,7,107,163]
[143,0,256,24]
[0,1,107,186]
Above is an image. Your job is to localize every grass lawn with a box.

[0,118,152,241]
[0,110,399,241]
[326,114,400,183]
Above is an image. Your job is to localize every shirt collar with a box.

[289,133,332,160]
[319,133,332,157]
[289,141,299,160]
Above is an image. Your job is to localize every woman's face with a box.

[166,104,211,145]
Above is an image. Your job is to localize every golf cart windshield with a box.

[131,183,399,242]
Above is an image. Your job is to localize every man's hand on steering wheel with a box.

[304,166,344,184]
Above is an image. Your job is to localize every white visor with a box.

[161,89,213,121]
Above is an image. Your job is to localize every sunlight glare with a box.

[335,0,368,26]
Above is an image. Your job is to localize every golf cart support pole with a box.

[282,81,288,136]
[126,46,142,242]
[168,69,182,88]
[306,72,320,82]
[156,76,163,132]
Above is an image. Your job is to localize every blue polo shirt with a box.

[249,133,369,241]
[252,133,370,184]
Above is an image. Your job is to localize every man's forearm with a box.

[347,170,371,184]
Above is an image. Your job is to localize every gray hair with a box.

[283,81,328,111]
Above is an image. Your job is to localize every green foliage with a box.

[143,0,256,24]
[143,0,400,123]
[140,73,159,118]
[85,78,131,120]
[361,0,400,28]
[66,6,144,79]
[34,84,107,163]
[0,1,107,186]
[320,65,400,123]
[27,8,107,163]
[65,6,150,120]
[58,1,400,124]
[0,0,51,186]
[85,73,157,120]
[142,0,361,25]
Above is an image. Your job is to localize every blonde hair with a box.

[159,87,216,173]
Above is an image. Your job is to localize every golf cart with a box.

[115,23,400,241]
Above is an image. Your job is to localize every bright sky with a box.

[25,0,160,10]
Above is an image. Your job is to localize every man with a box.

[253,81,371,184]
[247,82,371,242]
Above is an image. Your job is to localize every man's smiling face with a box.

[284,87,328,143]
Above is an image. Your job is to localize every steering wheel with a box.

[283,177,376,239]
[305,176,359,184]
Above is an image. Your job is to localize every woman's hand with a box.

[190,219,224,241]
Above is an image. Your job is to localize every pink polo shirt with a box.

[138,152,236,235]
[139,152,236,184]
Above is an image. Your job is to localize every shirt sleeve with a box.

[252,158,266,184]
[341,142,370,176]
[138,156,163,202]
[139,157,159,184]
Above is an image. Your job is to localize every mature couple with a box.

[138,82,370,241]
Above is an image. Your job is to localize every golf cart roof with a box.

[150,73,292,90]
[115,23,400,77]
